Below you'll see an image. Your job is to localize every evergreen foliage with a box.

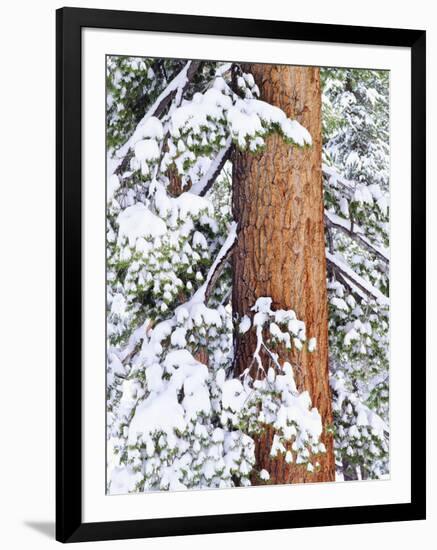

[106,58,390,491]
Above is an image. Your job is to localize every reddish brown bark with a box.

[232,64,335,484]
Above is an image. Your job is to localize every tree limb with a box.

[322,164,355,199]
[190,138,233,196]
[204,238,236,303]
[200,222,238,304]
[325,210,389,264]
[326,251,389,306]
[113,60,202,177]
[333,269,369,304]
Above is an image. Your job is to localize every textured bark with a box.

[232,64,335,484]
[167,163,184,197]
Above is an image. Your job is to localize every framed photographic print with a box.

[56,7,426,543]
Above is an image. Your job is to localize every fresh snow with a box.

[326,251,389,307]
[134,138,160,162]
[107,59,391,493]
[109,61,194,176]
[325,209,389,262]
[190,138,233,196]
[239,315,251,334]
[107,174,120,202]
[117,203,167,247]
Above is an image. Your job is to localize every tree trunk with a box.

[232,64,335,484]
[342,459,358,481]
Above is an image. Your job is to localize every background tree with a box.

[322,68,390,480]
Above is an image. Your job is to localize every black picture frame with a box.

[56,6,426,543]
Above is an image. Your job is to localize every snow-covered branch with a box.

[323,164,388,218]
[111,61,202,176]
[325,210,389,264]
[326,251,389,307]
[322,164,355,199]
[190,138,233,196]
[144,221,238,347]
[106,60,391,489]
[202,222,237,303]
[204,222,237,302]
[148,61,202,120]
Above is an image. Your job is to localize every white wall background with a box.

[0,1,434,548]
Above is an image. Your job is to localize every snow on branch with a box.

[190,138,233,196]
[203,222,237,303]
[143,222,238,349]
[326,251,389,307]
[322,164,355,199]
[323,164,388,216]
[325,210,389,264]
[115,211,235,369]
[333,270,371,305]
[147,61,202,121]
[111,61,202,176]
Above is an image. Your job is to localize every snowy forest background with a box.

[106,57,390,494]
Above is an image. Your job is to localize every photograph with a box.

[105,56,390,495]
